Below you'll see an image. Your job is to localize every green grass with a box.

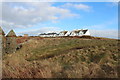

[3,38,119,78]
[26,39,118,62]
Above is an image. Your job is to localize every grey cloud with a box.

[1,2,77,29]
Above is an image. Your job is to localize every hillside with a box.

[2,37,119,78]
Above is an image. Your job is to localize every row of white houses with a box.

[39,29,90,37]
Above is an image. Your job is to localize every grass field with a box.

[2,37,119,78]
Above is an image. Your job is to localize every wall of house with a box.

[70,32,76,36]
[83,30,90,36]
[59,33,64,36]
[65,31,70,36]
[39,29,91,37]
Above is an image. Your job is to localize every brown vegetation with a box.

[2,37,119,78]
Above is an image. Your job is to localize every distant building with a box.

[6,30,17,54]
[65,31,71,36]
[39,33,58,37]
[38,29,90,37]
[24,34,28,37]
[59,31,68,36]
[70,29,90,36]
[59,29,90,37]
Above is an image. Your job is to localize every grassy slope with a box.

[3,37,119,78]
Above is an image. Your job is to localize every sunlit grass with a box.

[3,37,119,78]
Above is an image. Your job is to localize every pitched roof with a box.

[0,27,5,35]
[73,30,81,33]
[6,30,16,37]
[39,33,57,35]
[60,31,68,35]
[71,29,88,34]
[82,29,88,34]
[47,33,57,35]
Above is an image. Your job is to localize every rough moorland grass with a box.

[26,39,118,61]
[3,38,119,78]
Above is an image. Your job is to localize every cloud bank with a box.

[90,29,118,39]
[1,2,78,30]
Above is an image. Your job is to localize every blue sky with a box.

[0,2,118,38]
[48,2,118,30]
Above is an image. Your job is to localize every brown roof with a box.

[73,29,88,34]
[73,30,81,33]
[39,33,57,35]
[60,31,68,35]
[6,30,16,37]
[82,30,88,34]
[0,27,5,35]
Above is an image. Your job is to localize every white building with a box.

[59,31,68,36]
[70,29,90,36]
[39,33,58,37]
[38,29,90,37]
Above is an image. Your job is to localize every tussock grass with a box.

[3,37,119,78]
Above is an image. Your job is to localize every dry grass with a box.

[2,37,119,78]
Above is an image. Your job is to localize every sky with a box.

[0,2,118,39]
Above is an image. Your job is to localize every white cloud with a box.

[90,29,118,39]
[1,0,120,2]
[1,2,77,30]
[18,27,61,36]
[61,3,91,12]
